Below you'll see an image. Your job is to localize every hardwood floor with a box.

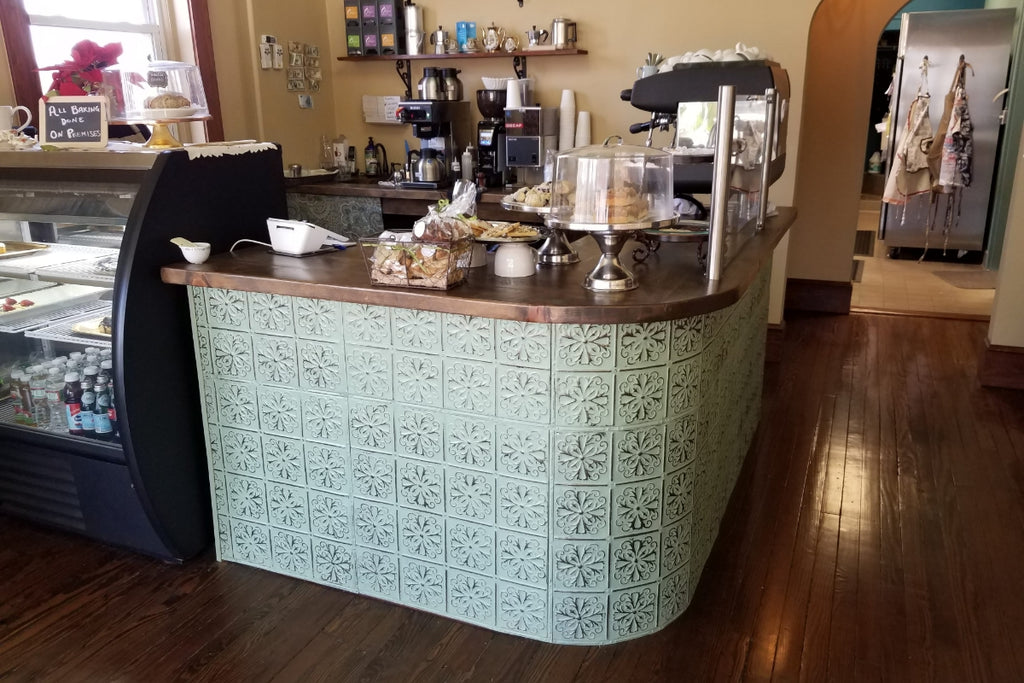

[2,312,1023,682]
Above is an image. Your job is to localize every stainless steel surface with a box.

[544,216,678,232]
[418,68,442,100]
[535,229,579,265]
[0,147,160,171]
[583,233,636,291]
[551,18,577,49]
[881,9,1014,251]
[757,89,778,231]
[441,68,463,101]
[708,85,734,282]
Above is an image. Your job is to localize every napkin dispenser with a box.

[266,218,350,255]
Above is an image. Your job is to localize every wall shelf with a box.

[339,49,588,98]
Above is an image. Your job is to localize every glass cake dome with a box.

[103,60,209,122]
[549,136,675,230]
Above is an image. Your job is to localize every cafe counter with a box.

[285,177,543,236]
[160,208,794,644]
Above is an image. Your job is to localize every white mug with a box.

[0,105,31,132]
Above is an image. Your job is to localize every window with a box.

[24,0,168,95]
[1,0,224,140]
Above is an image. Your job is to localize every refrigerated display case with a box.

[0,144,287,561]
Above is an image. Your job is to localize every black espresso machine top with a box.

[621,60,790,195]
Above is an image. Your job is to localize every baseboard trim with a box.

[766,322,785,363]
[980,342,1024,390]
[784,278,852,314]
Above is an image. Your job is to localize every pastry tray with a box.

[0,241,49,260]
[0,289,108,334]
[500,199,552,214]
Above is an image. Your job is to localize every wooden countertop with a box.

[286,176,508,204]
[161,207,794,324]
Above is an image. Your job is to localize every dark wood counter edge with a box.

[162,208,795,324]
[287,180,517,205]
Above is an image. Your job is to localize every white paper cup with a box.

[505,80,522,108]
[575,111,591,147]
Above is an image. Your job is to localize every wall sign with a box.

[39,96,108,148]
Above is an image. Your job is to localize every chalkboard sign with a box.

[39,96,108,148]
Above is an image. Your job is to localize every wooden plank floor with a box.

[2,312,1023,682]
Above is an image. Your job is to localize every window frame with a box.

[1,0,224,141]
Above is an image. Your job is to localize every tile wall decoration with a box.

[188,266,769,644]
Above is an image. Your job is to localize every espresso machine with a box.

[504,106,559,187]
[396,100,472,188]
[475,89,507,187]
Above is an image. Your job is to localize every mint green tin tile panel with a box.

[189,269,770,645]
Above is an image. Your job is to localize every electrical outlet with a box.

[259,42,273,69]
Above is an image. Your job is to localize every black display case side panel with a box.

[113,146,286,560]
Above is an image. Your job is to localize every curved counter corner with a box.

[162,208,793,644]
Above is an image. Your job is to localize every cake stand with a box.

[113,109,211,149]
[546,215,678,291]
[500,198,579,265]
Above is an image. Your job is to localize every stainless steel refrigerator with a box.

[881,8,1014,254]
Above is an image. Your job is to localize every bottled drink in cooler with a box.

[29,365,49,428]
[64,372,85,436]
[93,378,114,441]
[45,367,67,432]
[9,369,26,424]
[80,367,98,437]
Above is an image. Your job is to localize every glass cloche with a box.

[548,137,675,230]
[102,60,209,122]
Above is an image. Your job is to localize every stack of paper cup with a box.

[506,79,523,109]
[559,89,576,151]
[575,111,591,147]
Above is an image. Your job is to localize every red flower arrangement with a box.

[39,39,123,97]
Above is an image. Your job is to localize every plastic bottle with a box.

[68,351,84,372]
[98,359,113,385]
[365,137,379,177]
[17,368,36,427]
[80,367,98,437]
[93,378,114,441]
[45,367,67,432]
[451,147,462,178]
[28,365,49,428]
[9,369,25,424]
[64,372,85,436]
[332,134,348,171]
[461,145,474,182]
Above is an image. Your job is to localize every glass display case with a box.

[0,144,286,561]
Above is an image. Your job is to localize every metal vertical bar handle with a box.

[707,84,734,282]
[757,88,778,231]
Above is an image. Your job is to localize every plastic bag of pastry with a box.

[413,180,477,240]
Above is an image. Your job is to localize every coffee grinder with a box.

[396,100,471,188]
[475,89,507,187]
[504,106,559,187]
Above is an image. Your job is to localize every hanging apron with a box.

[883,93,934,204]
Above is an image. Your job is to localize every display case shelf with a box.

[35,254,118,288]
[24,305,112,348]
[0,298,108,334]
[0,244,116,278]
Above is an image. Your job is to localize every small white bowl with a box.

[493,243,535,278]
[179,241,211,264]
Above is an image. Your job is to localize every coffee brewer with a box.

[475,89,507,187]
[504,106,559,187]
[396,100,472,188]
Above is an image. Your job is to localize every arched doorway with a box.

[790,0,1019,316]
